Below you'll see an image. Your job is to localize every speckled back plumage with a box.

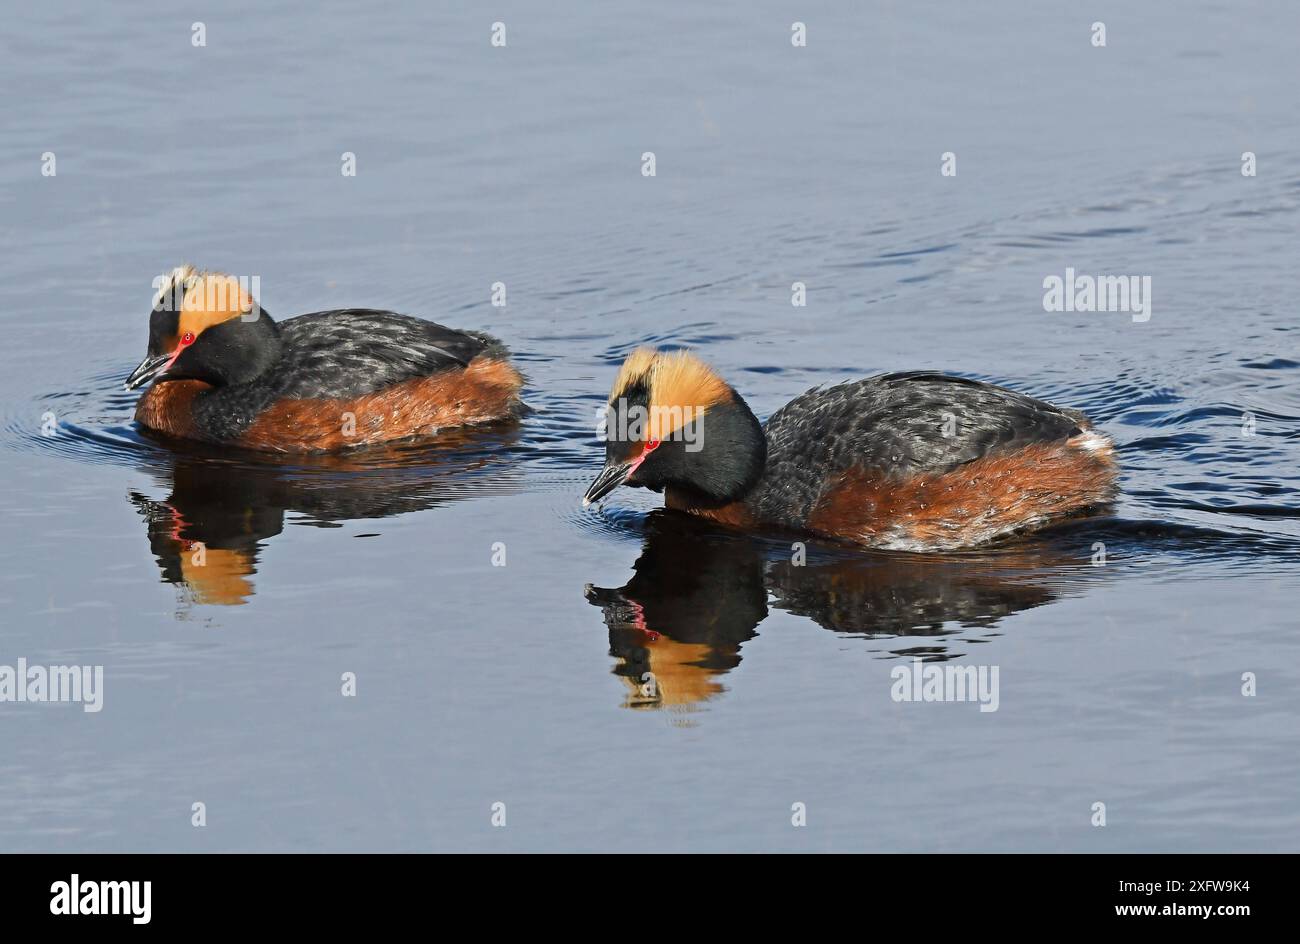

[746,372,1091,529]
[193,309,505,439]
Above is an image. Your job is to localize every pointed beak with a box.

[583,460,635,506]
[124,352,173,391]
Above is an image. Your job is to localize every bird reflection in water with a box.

[129,425,522,608]
[585,509,1108,715]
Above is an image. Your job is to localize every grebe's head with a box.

[583,348,765,508]
[125,265,280,391]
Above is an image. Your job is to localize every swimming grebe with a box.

[583,349,1117,550]
[126,265,524,451]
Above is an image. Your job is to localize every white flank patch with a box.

[1072,430,1113,454]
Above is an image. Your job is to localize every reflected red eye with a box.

[644,438,661,453]
[180,332,195,346]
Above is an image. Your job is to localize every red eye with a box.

[180,332,195,346]
[644,438,661,453]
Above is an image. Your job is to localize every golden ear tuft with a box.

[608,348,732,440]
[645,349,731,412]
[609,348,660,402]
[153,266,256,339]
[152,264,200,311]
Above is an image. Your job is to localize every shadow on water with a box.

[584,508,1300,716]
[124,424,524,607]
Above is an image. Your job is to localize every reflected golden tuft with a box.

[178,546,255,606]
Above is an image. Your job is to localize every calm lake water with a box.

[2,2,1298,852]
